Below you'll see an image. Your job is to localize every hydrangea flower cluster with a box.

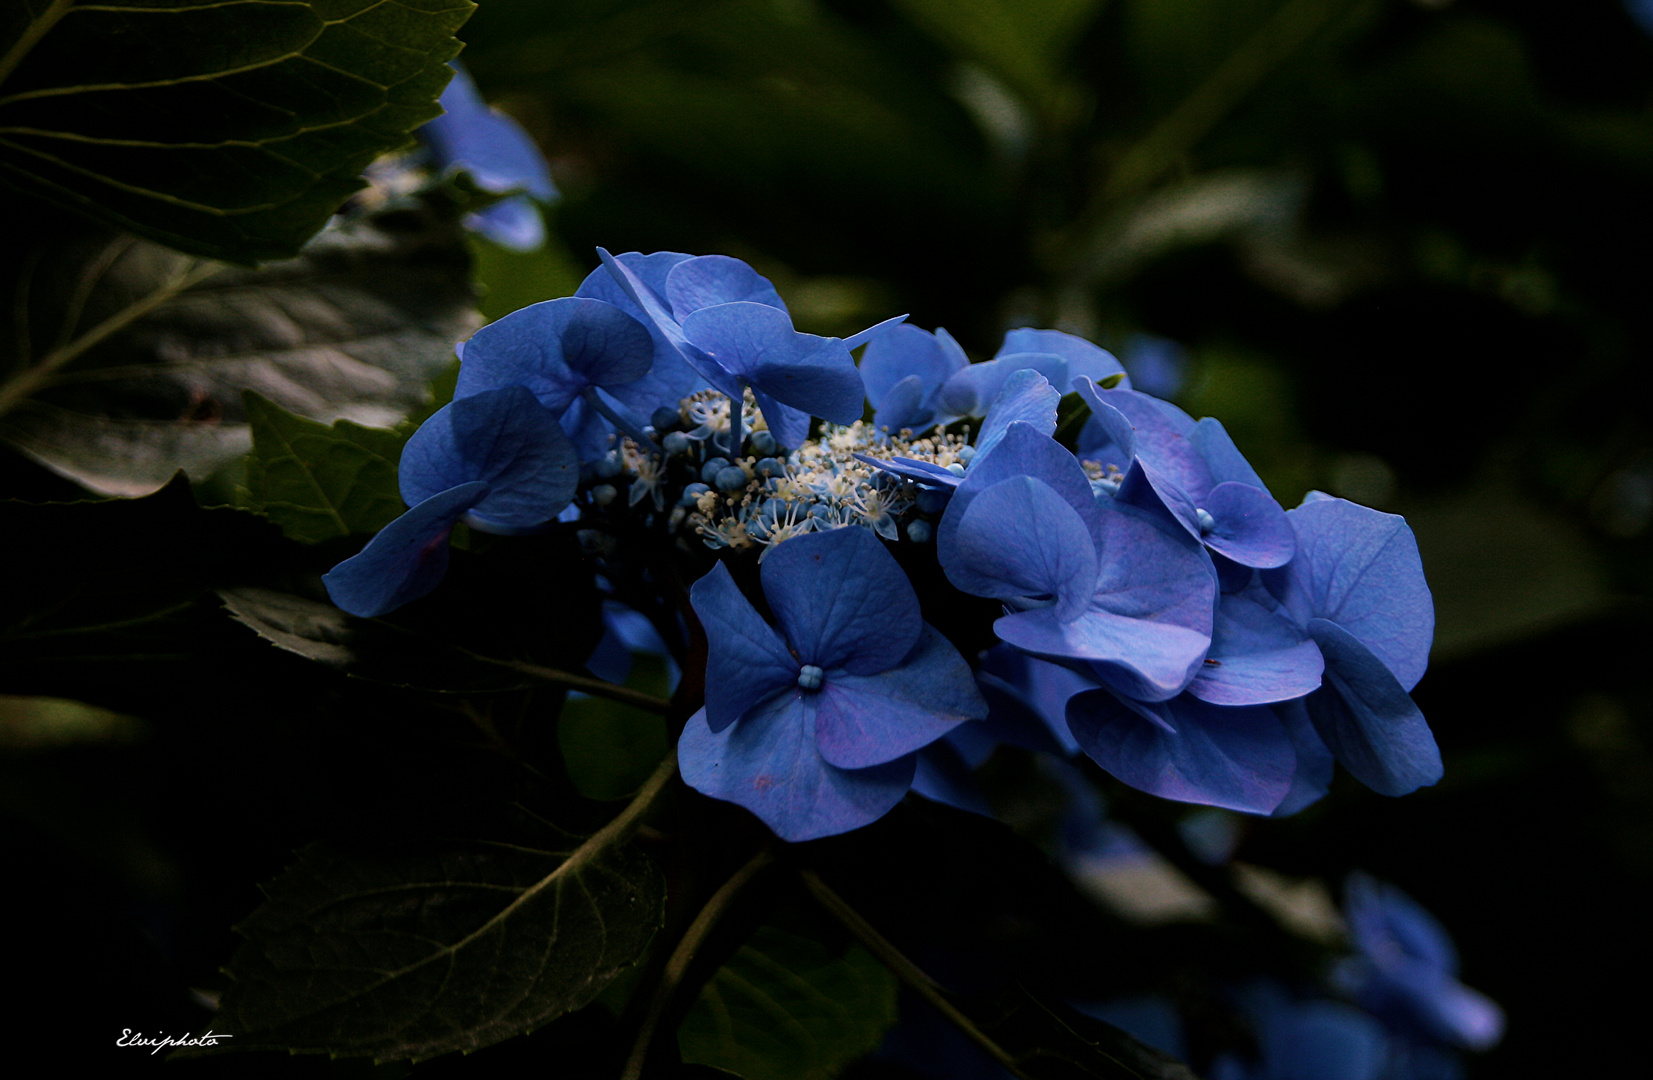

[325,249,1443,841]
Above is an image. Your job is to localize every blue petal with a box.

[872,374,931,434]
[911,741,995,817]
[425,64,557,201]
[938,353,1067,417]
[1200,481,1295,569]
[1305,618,1442,795]
[681,302,865,424]
[841,313,911,351]
[665,255,788,315]
[597,248,744,400]
[1066,690,1295,813]
[1093,496,1217,635]
[454,297,656,413]
[856,455,962,488]
[998,328,1128,390]
[1189,417,1268,490]
[677,704,916,842]
[1079,382,1211,499]
[1266,497,1434,691]
[860,324,953,407]
[750,386,813,451]
[814,624,985,769]
[1345,871,1460,973]
[1271,698,1334,816]
[996,606,1209,702]
[464,196,545,251]
[398,385,579,532]
[322,483,487,618]
[938,422,1100,566]
[690,561,799,733]
[975,368,1060,461]
[947,475,1099,621]
[975,646,1089,755]
[1187,589,1324,706]
[761,527,920,674]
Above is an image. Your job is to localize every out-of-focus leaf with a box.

[958,986,1201,1080]
[469,228,585,323]
[888,0,1102,113]
[241,393,408,545]
[0,695,144,749]
[0,0,473,262]
[678,925,897,1080]
[201,798,665,1061]
[0,198,480,496]
[560,657,671,801]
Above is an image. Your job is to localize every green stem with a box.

[462,652,673,714]
[621,845,777,1080]
[799,869,1036,1080]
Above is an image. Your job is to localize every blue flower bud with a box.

[592,484,618,507]
[679,482,711,506]
[594,451,623,480]
[754,457,784,478]
[906,519,933,544]
[715,465,749,493]
[652,406,682,432]
[701,458,730,484]
[663,431,691,456]
[749,430,778,456]
[915,487,951,515]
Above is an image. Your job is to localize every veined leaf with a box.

[242,392,408,544]
[0,0,474,262]
[207,798,666,1061]
[0,198,481,497]
[678,925,897,1080]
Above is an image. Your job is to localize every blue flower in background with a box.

[422,63,558,250]
[1212,985,1391,1080]
[678,527,987,841]
[1261,495,1441,797]
[1335,873,1504,1055]
[324,386,579,617]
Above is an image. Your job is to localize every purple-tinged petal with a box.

[1305,619,1442,796]
[813,624,985,769]
[1272,698,1333,816]
[399,386,579,531]
[998,328,1128,390]
[947,475,1099,621]
[682,303,865,424]
[1187,589,1323,706]
[975,369,1060,461]
[1266,498,1433,691]
[678,704,916,842]
[1200,481,1294,569]
[454,297,656,412]
[578,251,692,309]
[1066,690,1295,813]
[1080,383,1211,499]
[939,423,1101,563]
[976,645,1089,755]
[911,741,995,817]
[758,335,865,425]
[1093,496,1216,634]
[691,561,799,733]
[1346,871,1459,973]
[322,483,486,618]
[665,255,788,315]
[842,313,910,351]
[996,606,1209,702]
[761,527,920,674]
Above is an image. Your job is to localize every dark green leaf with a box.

[206,799,665,1061]
[678,925,897,1080]
[0,0,474,262]
[0,197,480,496]
[241,392,408,544]
[559,655,671,801]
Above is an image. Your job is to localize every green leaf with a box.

[559,654,671,801]
[888,0,1102,114]
[678,925,897,1080]
[0,0,475,263]
[958,986,1200,1080]
[0,197,481,497]
[207,797,666,1061]
[242,392,407,544]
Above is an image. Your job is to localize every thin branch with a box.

[621,845,777,1080]
[461,651,673,715]
[799,869,1036,1080]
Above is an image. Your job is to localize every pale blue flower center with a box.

[797,664,825,691]
[1195,507,1217,534]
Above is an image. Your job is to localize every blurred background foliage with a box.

[8,0,1650,1074]
[456,0,1653,1071]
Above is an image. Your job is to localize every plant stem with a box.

[463,652,673,714]
[621,845,777,1080]
[799,869,1036,1080]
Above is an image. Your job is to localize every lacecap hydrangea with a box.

[325,250,1443,842]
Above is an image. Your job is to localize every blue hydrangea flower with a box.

[322,385,578,617]
[1334,873,1505,1054]
[678,527,987,841]
[857,323,970,434]
[1261,495,1442,797]
[422,63,558,251]
[453,295,663,458]
[595,249,901,449]
[1077,376,1294,573]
